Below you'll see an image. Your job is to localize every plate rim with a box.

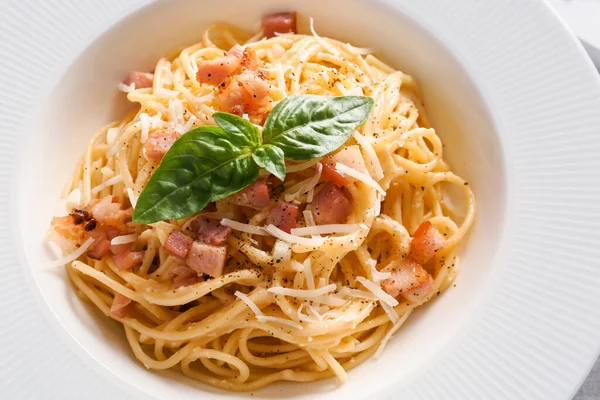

[3,0,600,399]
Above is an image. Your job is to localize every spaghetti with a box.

[47,15,475,391]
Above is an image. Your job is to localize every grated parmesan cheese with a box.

[286,158,322,173]
[290,224,360,237]
[268,284,337,298]
[272,240,291,264]
[234,291,263,316]
[284,163,323,202]
[46,237,94,268]
[335,162,385,194]
[303,258,315,290]
[117,82,135,92]
[256,315,303,330]
[139,113,150,143]
[91,174,123,195]
[352,130,384,180]
[110,233,138,246]
[265,224,325,247]
[221,218,269,236]
[65,188,81,210]
[106,127,119,146]
[168,99,185,127]
[381,301,399,323]
[338,286,378,300]
[47,240,63,260]
[100,166,115,179]
[291,260,304,272]
[126,188,138,208]
[355,276,398,307]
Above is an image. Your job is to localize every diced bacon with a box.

[88,196,132,232]
[381,258,433,301]
[409,221,446,264]
[113,250,145,271]
[213,76,272,124]
[186,241,227,277]
[262,12,297,38]
[51,215,86,244]
[144,129,181,161]
[231,178,271,209]
[110,242,133,255]
[267,202,299,233]
[211,47,272,124]
[402,275,434,303]
[172,266,202,288]
[86,235,112,260]
[321,145,367,187]
[190,217,231,246]
[237,72,270,100]
[164,230,193,258]
[89,196,121,224]
[110,293,135,318]
[123,71,154,89]
[196,46,244,85]
[312,182,353,225]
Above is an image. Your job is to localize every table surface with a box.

[546,1,600,399]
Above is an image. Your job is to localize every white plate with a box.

[2,0,600,399]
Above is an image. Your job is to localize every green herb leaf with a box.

[213,111,261,147]
[252,145,286,181]
[263,95,374,160]
[132,126,258,224]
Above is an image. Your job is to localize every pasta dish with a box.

[47,12,475,391]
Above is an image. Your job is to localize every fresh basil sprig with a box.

[133,95,373,224]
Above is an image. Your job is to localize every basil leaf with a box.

[263,95,374,160]
[213,111,261,147]
[133,126,258,224]
[252,145,286,181]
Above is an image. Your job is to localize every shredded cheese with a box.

[303,258,315,290]
[256,315,303,330]
[234,291,263,316]
[284,163,323,202]
[106,127,119,146]
[110,233,138,246]
[276,63,287,96]
[100,166,115,179]
[221,218,269,236]
[291,261,304,272]
[352,130,384,180]
[381,301,399,323]
[65,188,81,210]
[338,287,378,300]
[47,240,63,260]
[46,237,95,268]
[272,240,291,264]
[286,158,322,173]
[139,113,150,143]
[91,174,123,195]
[268,284,336,298]
[335,162,385,194]
[117,82,135,92]
[265,224,325,247]
[291,224,360,237]
[370,265,391,282]
[355,276,399,307]
[126,188,138,208]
